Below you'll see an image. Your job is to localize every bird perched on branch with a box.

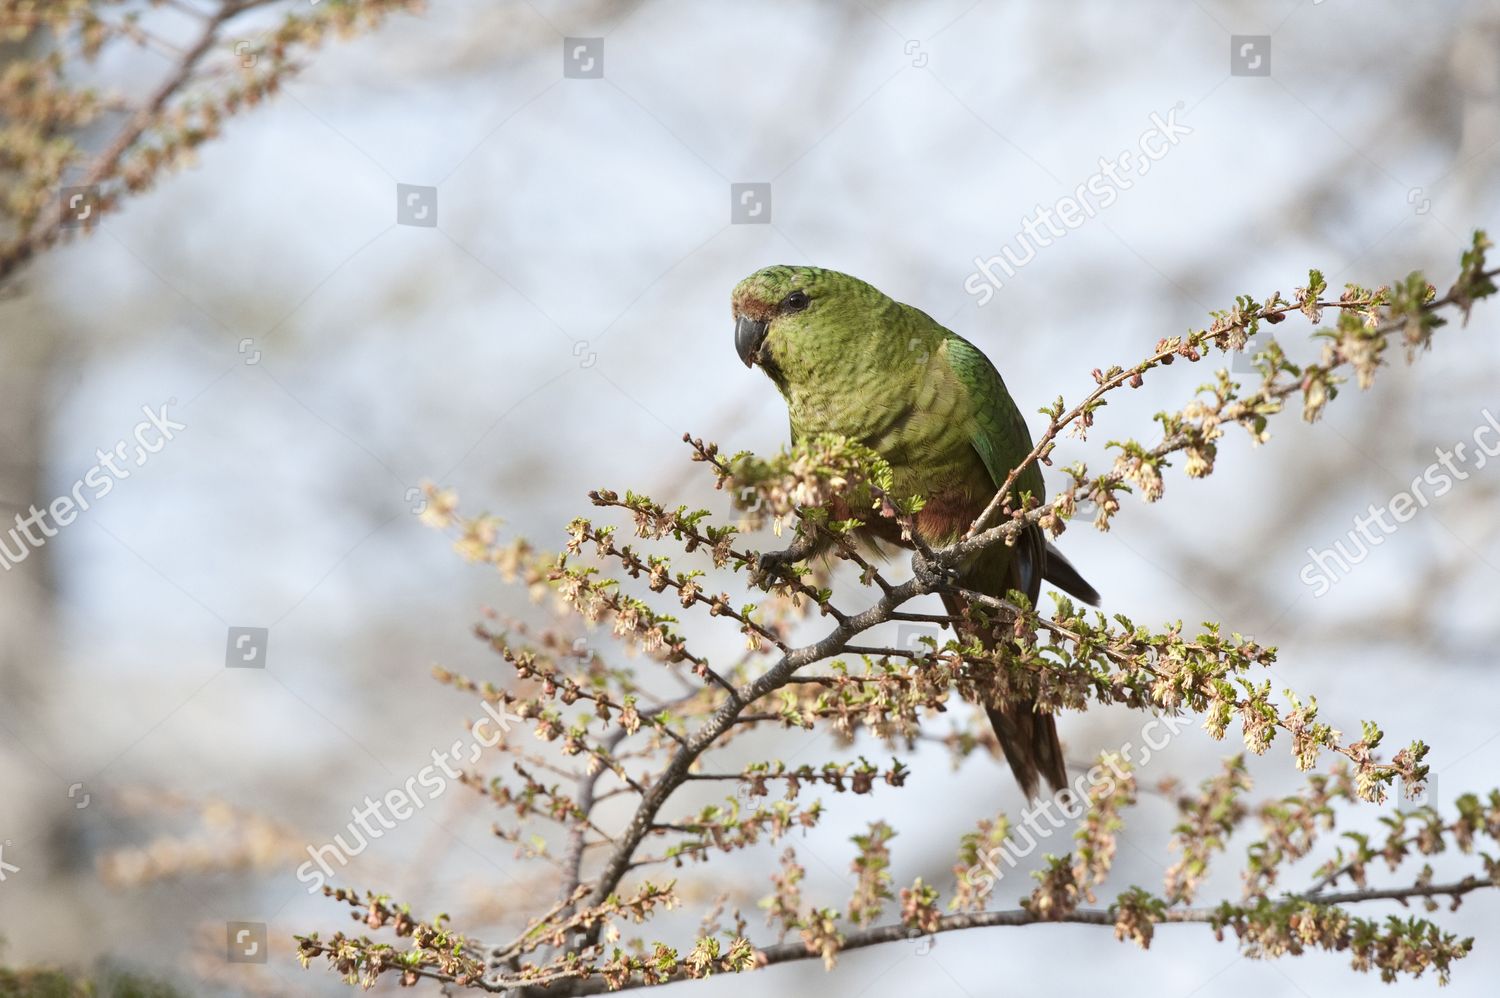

[732,264,1100,798]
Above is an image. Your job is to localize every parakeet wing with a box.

[941,334,1045,510]
[941,333,1046,599]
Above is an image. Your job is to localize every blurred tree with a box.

[0,956,184,997]
[0,0,419,975]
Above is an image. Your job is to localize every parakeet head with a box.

[731,265,903,389]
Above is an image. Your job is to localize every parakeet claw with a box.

[913,552,959,592]
[750,530,819,587]
[750,547,796,587]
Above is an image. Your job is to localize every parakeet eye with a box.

[782,290,810,312]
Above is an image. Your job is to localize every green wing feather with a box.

[939,333,1065,797]
[942,335,1045,510]
[938,333,1045,600]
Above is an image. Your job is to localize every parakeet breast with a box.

[781,337,995,547]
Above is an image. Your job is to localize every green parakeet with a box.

[732,264,1100,798]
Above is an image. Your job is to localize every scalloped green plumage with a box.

[732,264,1099,798]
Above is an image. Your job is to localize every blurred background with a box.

[2,0,1499,994]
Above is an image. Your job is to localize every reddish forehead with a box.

[731,287,777,321]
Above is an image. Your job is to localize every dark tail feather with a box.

[1043,541,1100,606]
[948,536,1084,800]
[987,701,1068,800]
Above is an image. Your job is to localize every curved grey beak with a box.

[735,314,769,368]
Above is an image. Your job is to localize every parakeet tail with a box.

[953,531,1079,800]
[986,702,1068,800]
[1042,540,1100,606]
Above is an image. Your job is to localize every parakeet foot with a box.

[750,532,818,587]
[913,551,960,592]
